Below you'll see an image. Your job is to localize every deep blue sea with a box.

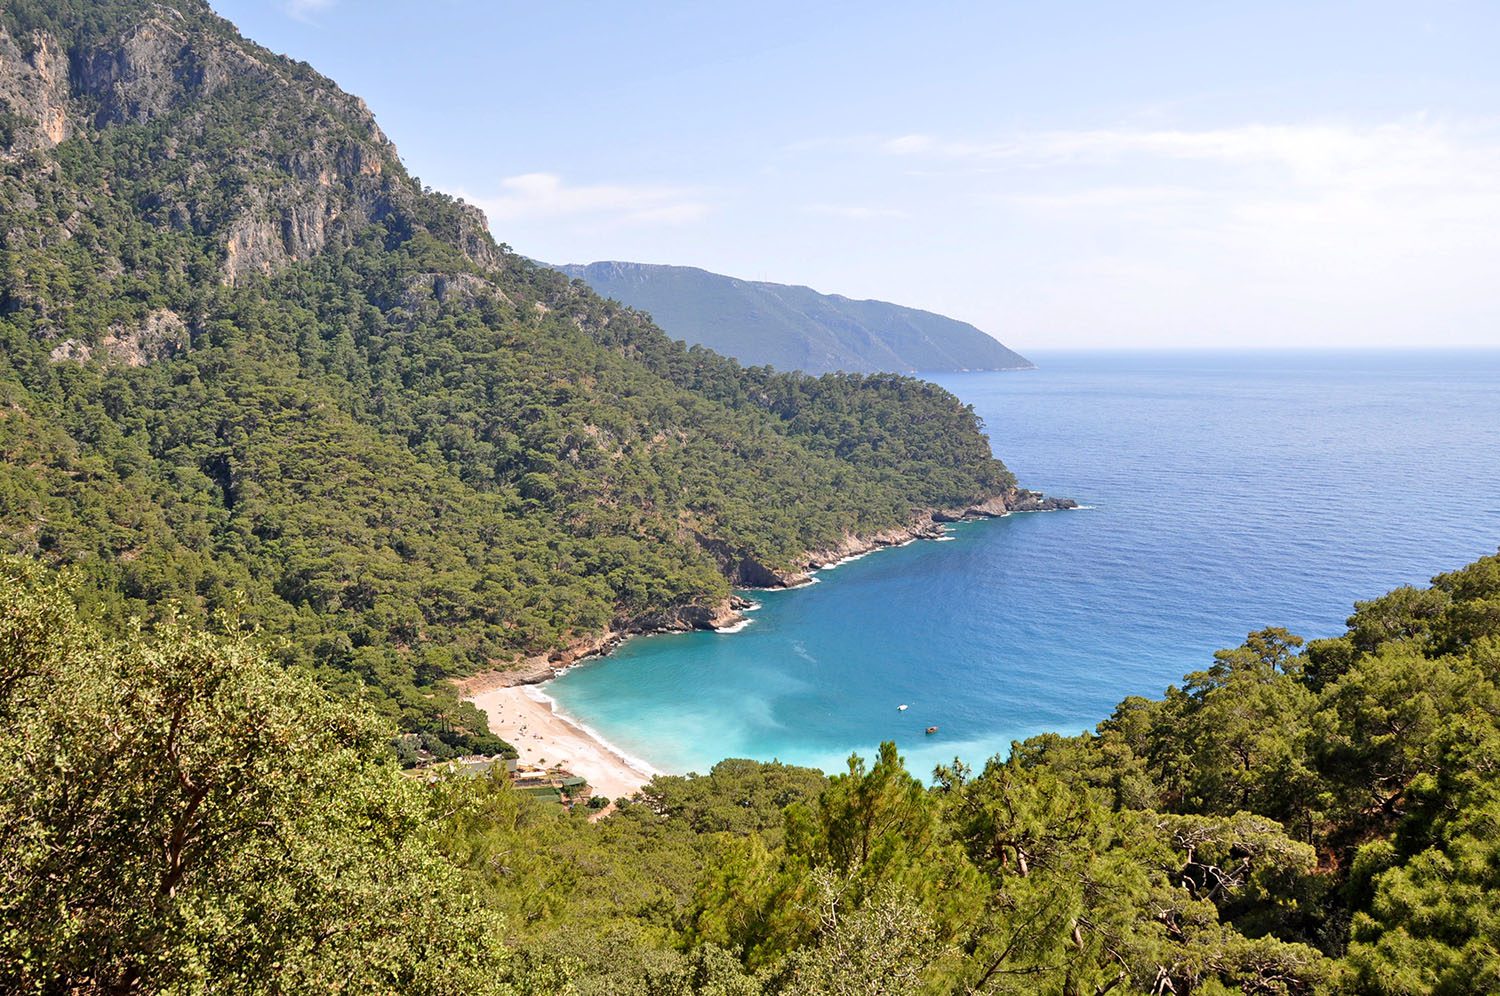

[548,351,1500,778]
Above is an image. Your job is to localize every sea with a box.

[546,350,1500,779]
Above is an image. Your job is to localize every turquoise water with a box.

[548,351,1500,778]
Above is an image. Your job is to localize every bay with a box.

[547,350,1500,777]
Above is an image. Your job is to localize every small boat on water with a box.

[898,704,908,711]
[925,726,939,735]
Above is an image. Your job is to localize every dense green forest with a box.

[6,550,1499,993]
[0,0,1016,758]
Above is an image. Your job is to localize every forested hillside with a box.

[8,4,1494,993]
[554,260,1034,376]
[6,548,1498,993]
[0,0,1020,757]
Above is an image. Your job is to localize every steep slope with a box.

[554,260,1033,375]
[0,0,1047,757]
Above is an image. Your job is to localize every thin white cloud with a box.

[998,185,1208,212]
[871,119,1500,346]
[885,120,1500,189]
[469,173,710,227]
[283,0,335,24]
[882,134,937,156]
[979,120,1500,253]
[804,203,908,221]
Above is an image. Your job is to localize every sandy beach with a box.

[467,683,657,800]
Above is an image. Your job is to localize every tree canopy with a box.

[5,550,1499,993]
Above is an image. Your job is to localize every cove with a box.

[547,350,1500,777]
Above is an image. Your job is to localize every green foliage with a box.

[427,555,1500,994]
[1342,716,1500,994]
[5,549,1500,993]
[0,556,535,994]
[640,758,829,837]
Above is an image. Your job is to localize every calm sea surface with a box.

[547,351,1500,778]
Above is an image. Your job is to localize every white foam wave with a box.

[523,684,665,778]
[828,550,873,568]
[715,618,754,634]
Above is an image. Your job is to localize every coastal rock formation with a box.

[699,487,1077,590]
[760,486,1078,587]
[458,594,754,690]
[463,486,1078,690]
[1004,488,1079,513]
[933,488,1077,521]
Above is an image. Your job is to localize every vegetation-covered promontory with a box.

[551,260,1034,376]
[0,0,1024,759]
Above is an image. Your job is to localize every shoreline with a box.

[456,487,1077,796]
[456,488,1075,696]
[467,683,659,800]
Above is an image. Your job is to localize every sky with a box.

[211,1,1500,351]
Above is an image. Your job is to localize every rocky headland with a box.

[454,596,753,694]
[456,485,1076,693]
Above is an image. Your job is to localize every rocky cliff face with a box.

[76,15,225,126]
[0,2,496,291]
[2,8,270,150]
[48,307,187,366]
[0,30,73,153]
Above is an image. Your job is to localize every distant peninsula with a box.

[551,260,1033,376]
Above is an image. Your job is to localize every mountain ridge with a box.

[553,259,1033,375]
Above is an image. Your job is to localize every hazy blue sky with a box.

[211,1,1500,350]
